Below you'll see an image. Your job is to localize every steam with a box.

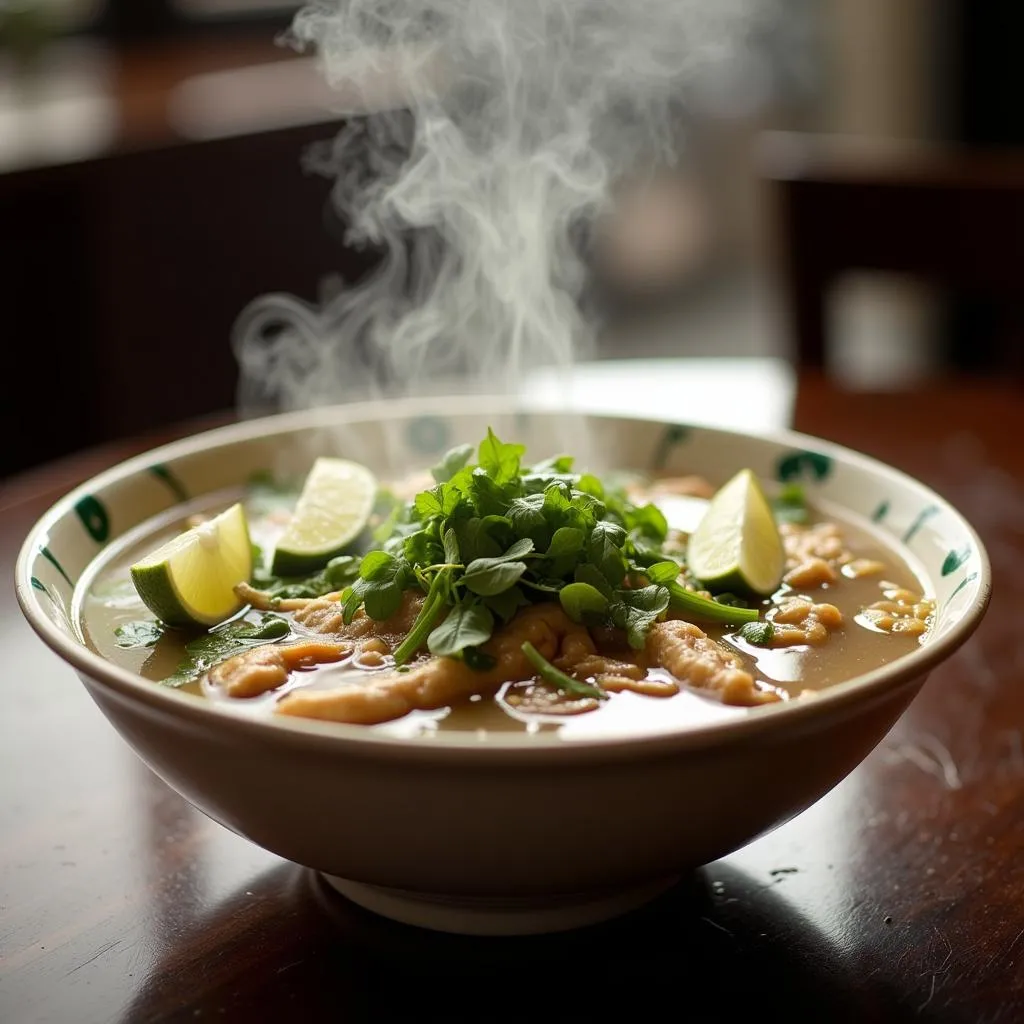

[233,0,784,416]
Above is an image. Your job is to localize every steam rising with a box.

[233,0,778,416]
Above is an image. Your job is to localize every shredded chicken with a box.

[276,603,576,725]
[294,590,426,648]
[207,640,351,698]
[555,642,647,682]
[598,675,679,697]
[645,620,781,706]
[264,600,780,723]
[502,683,602,716]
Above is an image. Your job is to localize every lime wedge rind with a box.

[686,469,785,598]
[271,458,377,577]
[130,502,252,628]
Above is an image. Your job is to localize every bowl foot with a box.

[320,874,679,936]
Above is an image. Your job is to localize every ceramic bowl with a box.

[16,398,990,935]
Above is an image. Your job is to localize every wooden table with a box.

[2,374,1023,1023]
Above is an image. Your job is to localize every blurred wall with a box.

[829,0,938,139]
[820,0,945,386]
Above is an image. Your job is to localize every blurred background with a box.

[2,0,1022,477]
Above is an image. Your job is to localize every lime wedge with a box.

[271,457,377,576]
[686,469,785,597]
[131,502,253,628]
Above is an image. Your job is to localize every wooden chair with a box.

[759,131,1024,376]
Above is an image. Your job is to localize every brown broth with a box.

[78,489,930,740]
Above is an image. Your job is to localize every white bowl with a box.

[16,398,990,935]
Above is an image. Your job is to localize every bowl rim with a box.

[15,395,992,764]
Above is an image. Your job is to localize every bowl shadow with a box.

[119,858,915,1023]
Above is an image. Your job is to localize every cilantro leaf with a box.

[626,502,669,541]
[360,550,396,581]
[343,552,411,623]
[573,563,615,600]
[404,530,443,567]
[428,602,495,656]
[576,473,604,499]
[645,559,682,585]
[588,521,628,586]
[431,443,475,484]
[478,428,526,483]
[115,620,164,649]
[414,487,445,518]
[544,527,585,577]
[613,585,670,649]
[559,582,609,624]
[161,614,290,687]
[507,493,548,544]
[363,579,406,620]
[501,537,535,560]
[739,620,775,646]
[461,558,528,596]
[468,470,520,518]
[454,516,504,562]
[251,554,360,601]
[442,527,461,565]
[483,585,529,623]
[530,454,574,474]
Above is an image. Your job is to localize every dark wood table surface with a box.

[3,374,1023,1023]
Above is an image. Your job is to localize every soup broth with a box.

[79,474,932,741]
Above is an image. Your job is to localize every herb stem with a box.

[393,570,449,665]
[521,641,607,700]
[666,581,759,624]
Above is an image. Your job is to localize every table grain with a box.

[2,375,1023,1023]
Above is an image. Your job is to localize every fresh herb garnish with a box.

[115,620,165,649]
[665,581,759,625]
[336,427,763,667]
[250,549,361,601]
[161,613,291,687]
[738,620,775,646]
[521,641,607,700]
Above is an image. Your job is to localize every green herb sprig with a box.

[161,613,292,687]
[250,550,360,601]
[339,428,762,667]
